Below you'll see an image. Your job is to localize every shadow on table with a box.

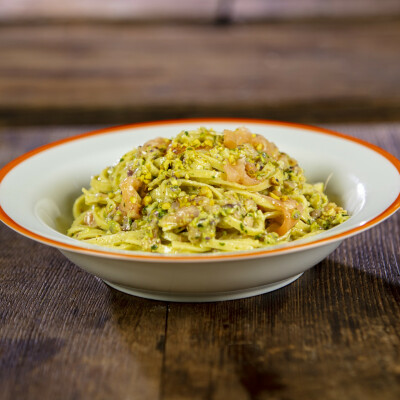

[105,259,400,399]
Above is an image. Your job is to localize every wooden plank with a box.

[1,0,400,21]
[233,0,400,21]
[0,0,219,21]
[162,242,400,400]
[0,233,167,400]
[0,20,400,126]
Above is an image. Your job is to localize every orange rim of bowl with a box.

[0,118,399,262]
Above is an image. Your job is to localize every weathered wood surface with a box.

[1,20,400,126]
[0,123,399,400]
[1,0,400,21]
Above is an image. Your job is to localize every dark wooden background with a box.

[1,0,400,126]
[0,1,400,399]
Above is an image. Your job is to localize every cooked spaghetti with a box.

[68,127,349,253]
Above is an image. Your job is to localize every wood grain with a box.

[0,123,399,400]
[1,0,400,21]
[0,20,400,126]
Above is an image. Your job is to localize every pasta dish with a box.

[68,127,349,253]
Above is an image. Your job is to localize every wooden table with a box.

[0,123,399,400]
[1,19,400,127]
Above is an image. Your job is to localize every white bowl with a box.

[1,119,399,302]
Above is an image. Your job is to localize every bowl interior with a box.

[1,121,399,256]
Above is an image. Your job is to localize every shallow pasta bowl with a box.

[0,119,399,302]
